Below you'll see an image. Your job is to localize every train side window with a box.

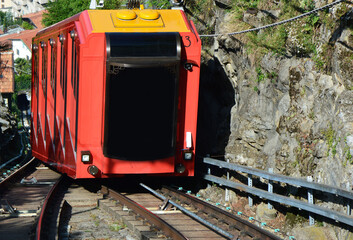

[70,30,75,90]
[32,43,39,135]
[59,34,66,97]
[32,44,39,96]
[40,41,47,96]
[75,40,79,100]
[70,30,78,99]
[50,38,56,96]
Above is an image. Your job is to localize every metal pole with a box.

[347,182,351,215]
[225,158,230,202]
[307,176,314,225]
[248,174,253,207]
[268,168,273,209]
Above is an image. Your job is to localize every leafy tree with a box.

[21,21,34,30]
[14,58,31,91]
[0,11,22,32]
[102,0,122,9]
[42,0,90,27]
[148,0,171,9]
[42,0,123,27]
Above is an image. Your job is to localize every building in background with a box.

[0,10,43,106]
[0,0,12,11]
[11,0,49,17]
[0,50,14,107]
[0,10,43,60]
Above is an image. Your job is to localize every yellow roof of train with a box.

[88,9,191,33]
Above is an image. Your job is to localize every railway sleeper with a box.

[0,199,16,214]
[98,198,169,239]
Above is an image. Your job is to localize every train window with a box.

[32,44,39,96]
[41,41,47,96]
[107,33,178,58]
[50,38,56,96]
[74,46,79,100]
[70,30,78,99]
[32,43,39,135]
[41,41,48,142]
[59,34,66,97]
[70,30,80,152]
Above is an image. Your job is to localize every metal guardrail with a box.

[203,157,353,227]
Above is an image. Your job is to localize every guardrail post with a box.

[225,158,230,202]
[346,182,351,215]
[268,168,273,209]
[248,174,253,207]
[307,176,314,225]
[207,167,211,188]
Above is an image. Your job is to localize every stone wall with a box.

[192,1,353,237]
[197,0,353,188]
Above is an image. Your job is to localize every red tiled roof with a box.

[0,10,45,50]
[0,29,40,50]
[22,10,46,29]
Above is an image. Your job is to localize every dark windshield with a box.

[103,66,178,160]
[107,32,178,58]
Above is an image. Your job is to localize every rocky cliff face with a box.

[195,0,353,187]
[192,0,353,237]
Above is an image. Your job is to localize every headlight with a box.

[183,149,193,160]
[87,165,99,176]
[175,163,185,173]
[81,151,92,163]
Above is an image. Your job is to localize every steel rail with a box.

[204,158,353,200]
[204,174,353,227]
[162,186,282,240]
[0,157,37,189]
[36,176,64,240]
[140,183,235,239]
[100,186,187,240]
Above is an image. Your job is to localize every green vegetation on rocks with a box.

[217,0,353,73]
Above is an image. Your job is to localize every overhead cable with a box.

[199,0,345,37]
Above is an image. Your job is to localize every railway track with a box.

[0,129,31,184]
[0,159,138,240]
[100,183,282,240]
[1,160,282,239]
[0,158,62,240]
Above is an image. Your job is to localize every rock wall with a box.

[191,1,353,237]
[195,1,353,187]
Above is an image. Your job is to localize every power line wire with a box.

[199,0,345,37]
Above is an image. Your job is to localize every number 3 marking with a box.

[183,36,191,47]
